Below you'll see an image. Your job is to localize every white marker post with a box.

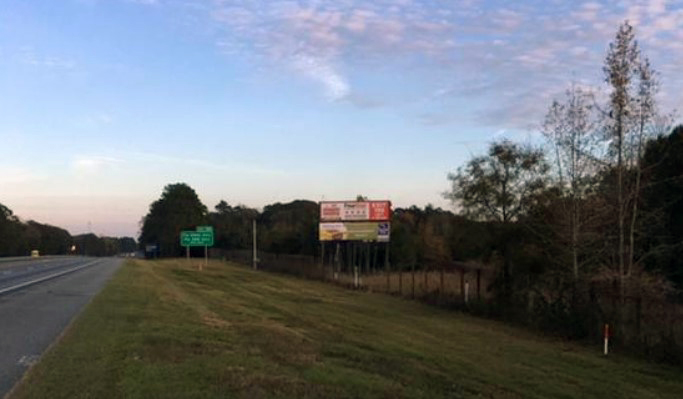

[603,324,610,355]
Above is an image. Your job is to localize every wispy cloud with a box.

[291,54,349,101]
[126,0,159,4]
[18,47,76,69]
[144,0,682,127]
[71,156,123,174]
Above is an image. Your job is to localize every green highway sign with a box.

[196,225,214,233]
[180,230,214,247]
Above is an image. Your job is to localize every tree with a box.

[445,139,549,300]
[26,221,72,255]
[542,85,599,281]
[209,200,259,251]
[602,21,640,304]
[139,183,208,257]
[602,21,669,305]
[641,125,683,295]
[445,140,548,223]
[259,200,318,255]
[118,237,138,253]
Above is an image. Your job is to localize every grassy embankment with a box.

[10,259,683,399]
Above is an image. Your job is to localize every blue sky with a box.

[1,0,681,237]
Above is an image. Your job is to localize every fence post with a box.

[465,280,470,304]
[335,243,341,281]
[372,244,378,274]
[440,266,445,300]
[320,242,325,281]
[424,267,428,296]
[399,267,403,296]
[477,269,481,300]
[460,268,465,302]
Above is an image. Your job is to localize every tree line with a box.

[0,203,136,257]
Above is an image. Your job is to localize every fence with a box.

[211,248,495,304]
[210,248,682,365]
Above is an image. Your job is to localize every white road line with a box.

[0,260,102,296]
[17,355,40,367]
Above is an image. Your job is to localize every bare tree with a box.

[603,21,640,304]
[542,85,600,281]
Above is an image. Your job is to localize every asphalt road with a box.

[0,257,122,397]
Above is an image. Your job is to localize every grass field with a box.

[10,259,683,399]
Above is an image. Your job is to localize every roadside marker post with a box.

[604,324,610,355]
[465,281,470,304]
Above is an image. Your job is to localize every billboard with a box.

[320,201,391,222]
[319,222,390,242]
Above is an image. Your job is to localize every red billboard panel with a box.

[320,201,391,222]
[369,201,391,220]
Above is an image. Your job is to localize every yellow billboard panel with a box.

[319,222,390,242]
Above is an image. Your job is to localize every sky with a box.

[0,0,682,238]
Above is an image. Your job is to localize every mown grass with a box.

[10,259,683,399]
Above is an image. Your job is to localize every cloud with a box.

[158,0,683,127]
[71,156,123,174]
[291,54,349,100]
[126,0,159,4]
[18,47,76,69]
[203,1,459,101]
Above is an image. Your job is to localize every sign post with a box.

[180,227,214,271]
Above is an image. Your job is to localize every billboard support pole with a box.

[203,245,207,271]
[345,242,350,276]
[351,243,356,276]
[334,243,340,281]
[366,242,370,276]
[320,242,325,280]
[385,242,390,293]
[373,244,378,274]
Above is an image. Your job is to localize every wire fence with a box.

[210,248,682,365]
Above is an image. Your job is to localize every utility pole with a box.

[252,219,258,270]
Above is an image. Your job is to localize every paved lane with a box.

[0,257,122,397]
[0,257,99,291]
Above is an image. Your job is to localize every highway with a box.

[0,256,122,397]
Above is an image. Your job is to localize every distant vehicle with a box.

[30,250,40,257]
